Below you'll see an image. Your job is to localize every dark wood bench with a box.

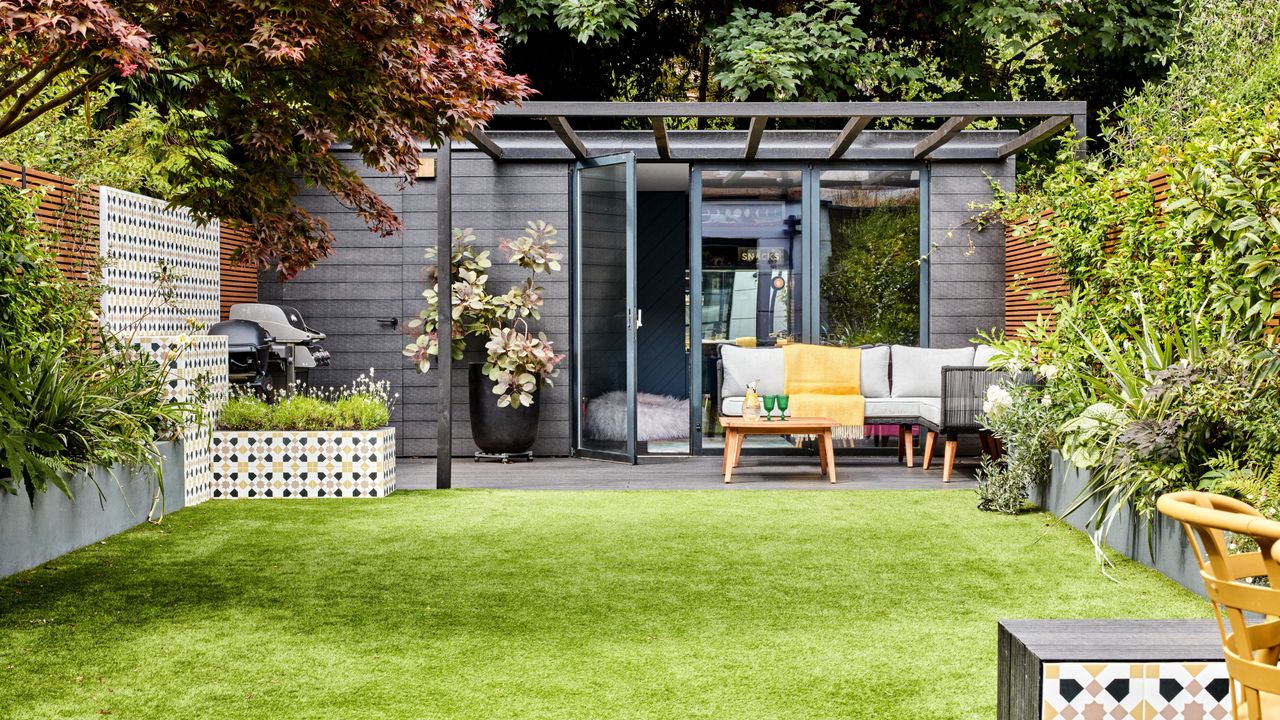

[998,619,1228,720]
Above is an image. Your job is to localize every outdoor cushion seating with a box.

[717,342,999,479]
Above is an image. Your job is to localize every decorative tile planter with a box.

[138,335,229,506]
[211,428,396,499]
[998,620,1229,720]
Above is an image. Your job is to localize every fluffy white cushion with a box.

[860,345,891,398]
[585,392,690,441]
[890,345,976,398]
[973,344,999,367]
[720,345,786,397]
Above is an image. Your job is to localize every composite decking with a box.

[397,455,979,490]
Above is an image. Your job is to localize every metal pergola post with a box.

[436,139,452,489]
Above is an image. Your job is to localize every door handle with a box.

[635,308,643,329]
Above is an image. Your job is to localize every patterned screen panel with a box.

[99,186,221,336]
[138,335,230,506]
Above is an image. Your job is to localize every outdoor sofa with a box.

[716,343,1005,481]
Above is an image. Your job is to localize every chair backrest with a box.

[1157,490,1280,720]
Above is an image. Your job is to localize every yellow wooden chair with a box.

[1157,490,1280,720]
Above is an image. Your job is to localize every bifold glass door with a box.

[571,154,638,463]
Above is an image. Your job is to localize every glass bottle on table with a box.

[743,381,762,420]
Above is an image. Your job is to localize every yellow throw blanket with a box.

[783,344,865,440]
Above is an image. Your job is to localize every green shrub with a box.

[217,375,394,432]
[976,379,1061,514]
[334,394,391,430]
[272,396,339,431]
[218,395,273,431]
[0,185,199,499]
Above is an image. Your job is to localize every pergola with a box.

[432,100,1087,487]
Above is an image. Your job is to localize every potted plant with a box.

[403,221,565,455]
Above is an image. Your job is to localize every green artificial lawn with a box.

[0,490,1209,720]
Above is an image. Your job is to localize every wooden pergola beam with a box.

[744,116,767,159]
[828,116,873,159]
[650,117,670,159]
[497,100,1088,119]
[995,115,1074,159]
[913,115,978,159]
[464,128,504,160]
[547,116,587,159]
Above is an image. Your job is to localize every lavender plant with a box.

[218,371,396,431]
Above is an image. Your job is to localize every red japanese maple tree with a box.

[0,0,529,277]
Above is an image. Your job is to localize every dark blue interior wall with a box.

[636,191,688,399]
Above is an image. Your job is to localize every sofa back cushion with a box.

[974,344,999,367]
[890,345,977,398]
[720,345,786,397]
[860,345,891,398]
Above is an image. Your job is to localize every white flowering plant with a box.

[976,379,1064,514]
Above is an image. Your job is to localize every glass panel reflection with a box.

[817,169,921,346]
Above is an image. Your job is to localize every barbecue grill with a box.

[207,319,274,394]
[229,303,330,387]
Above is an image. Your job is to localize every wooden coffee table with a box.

[720,416,838,484]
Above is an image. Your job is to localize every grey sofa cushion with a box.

[722,396,744,417]
[720,345,786,397]
[973,344,999,367]
[890,346,977,398]
[860,345,891,398]
[865,397,941,426]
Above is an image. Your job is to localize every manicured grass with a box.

[0,490,1208,719]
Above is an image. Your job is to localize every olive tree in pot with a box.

[403,222,565,455]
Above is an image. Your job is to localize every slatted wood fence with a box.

[1004,172,1170,333]
[1,162,257,318]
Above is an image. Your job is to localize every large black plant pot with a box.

[468,363,540,454]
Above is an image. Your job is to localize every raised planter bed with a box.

[0,441,185,579]
[1032,451,1204,597]
[211,428,396,499]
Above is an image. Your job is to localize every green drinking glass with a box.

[776,394,789,419]
[762,394,778,420]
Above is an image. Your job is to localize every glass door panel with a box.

[816,169,921,346]
[694,168,804,448]
[815,168,921,452]
[572,154,638,463]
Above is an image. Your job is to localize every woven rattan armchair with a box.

[922,366,1010,482]
[1157,490,1280,720]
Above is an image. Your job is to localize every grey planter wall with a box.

[1032,451,1205,598]
[0,441,185,579]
